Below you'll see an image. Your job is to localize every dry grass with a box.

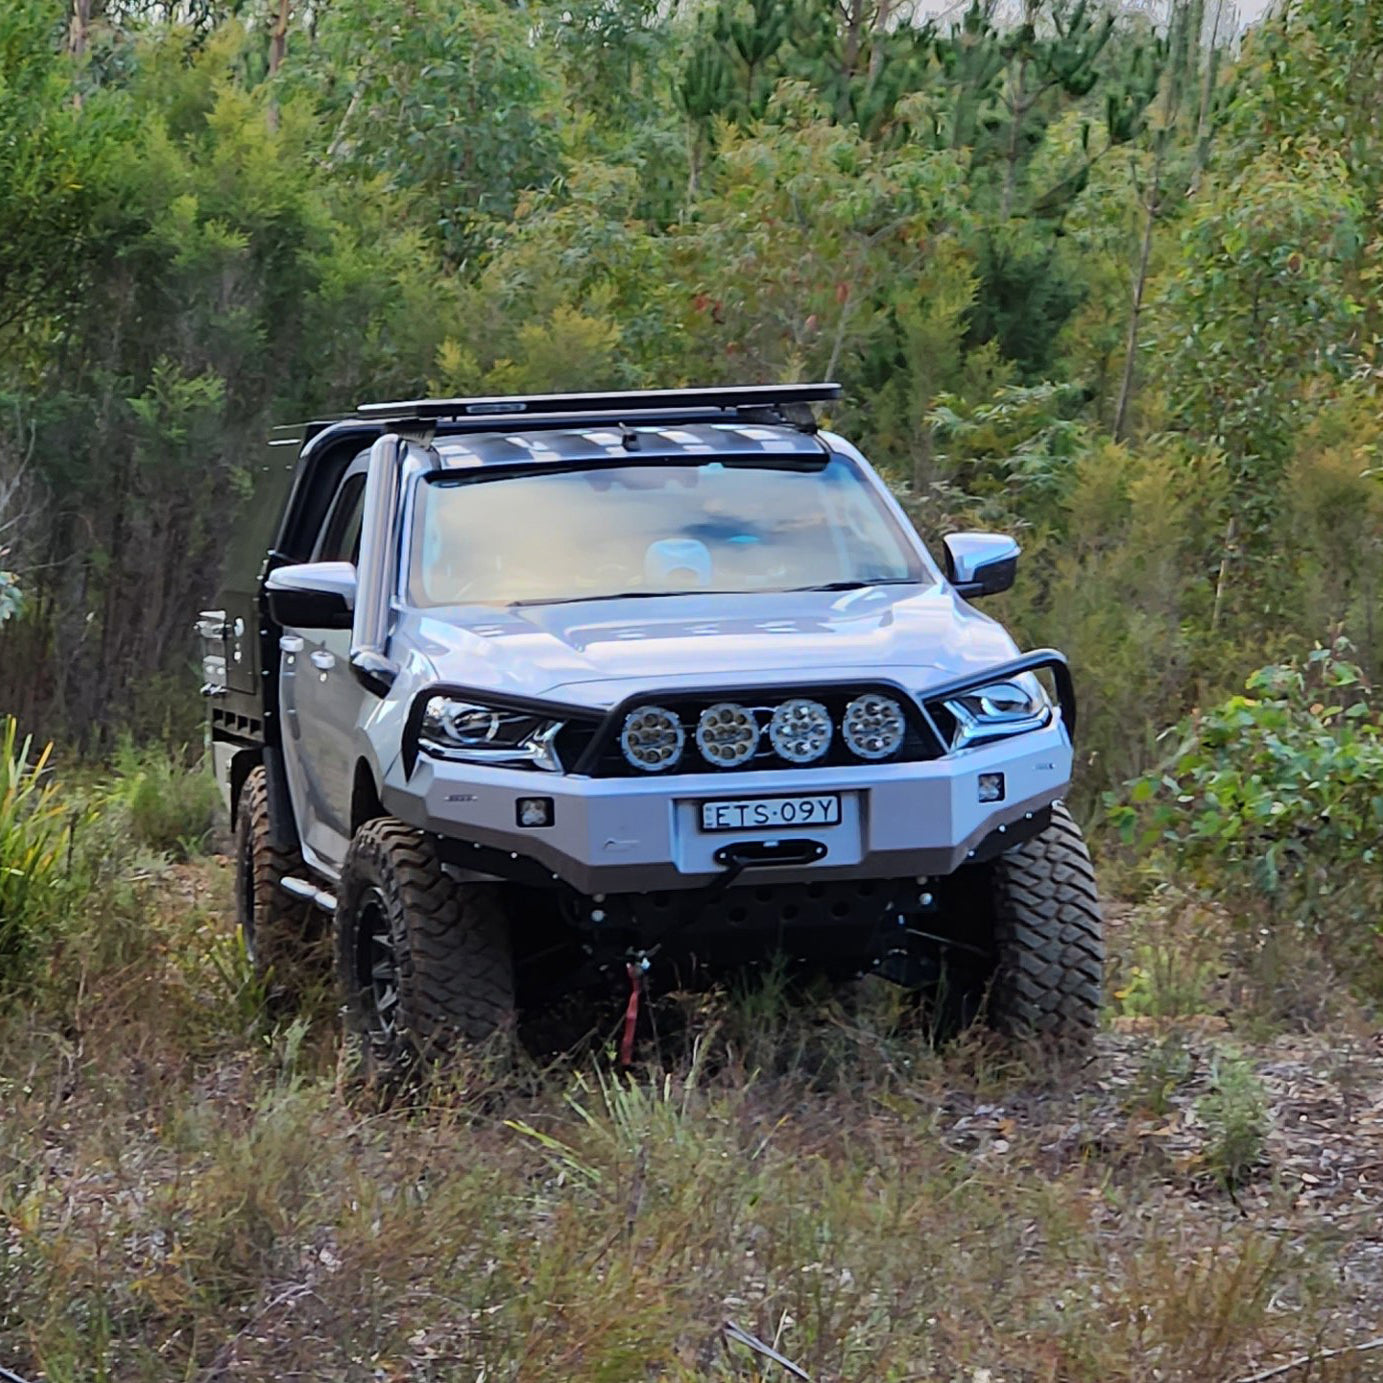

[1,854,1381,1383]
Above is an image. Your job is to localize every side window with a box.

[316,474,366,564]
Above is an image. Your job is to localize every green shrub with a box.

[109,739,221,858]
[1113,940,1219,1020]
[1197,1048,1269,1189]
[0,718,69,988]
[1125,1034,1194,1117]
[1113,642,1383,953]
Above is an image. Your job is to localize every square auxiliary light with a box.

[977,772,1005,803]
[516,796,555,828]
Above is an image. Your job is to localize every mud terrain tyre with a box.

[335,818,514,1074]
[985,802,1104,1044]
[234,765,321,994]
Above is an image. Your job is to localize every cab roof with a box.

[432,420,825,469]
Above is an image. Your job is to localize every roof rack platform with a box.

[356,383,842,427]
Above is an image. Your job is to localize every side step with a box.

[280,875,338,913]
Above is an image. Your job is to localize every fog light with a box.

[978,772,1005,803]
[695,702,760,768]
[769,697,833,764]
[620,705,685,772]
[842,693,906,760]
[517,796,554,827]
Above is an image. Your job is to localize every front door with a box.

[279,623,357,868]
[278,470,369,872]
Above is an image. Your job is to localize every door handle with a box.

[280,635,305,654]
[310,650,336,671]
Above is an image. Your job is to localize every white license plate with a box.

[699,794,843,833]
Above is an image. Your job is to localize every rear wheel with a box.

[234,765,321,996]
[984,802,1105,1044]
[335,818,514,1075]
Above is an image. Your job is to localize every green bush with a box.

[109,740,221,859]
[0,717,69,988]
[1112,641,1383,998]
[1197,1048,1269,1189]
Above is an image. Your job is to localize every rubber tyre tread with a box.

[986,802,1105,1045]
[336,818,514,1070]
[234,765,320,988]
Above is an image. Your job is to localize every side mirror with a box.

[266,561,356,631]
[943,533,1020,599]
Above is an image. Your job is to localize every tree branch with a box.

[1232,1336,1383,1383]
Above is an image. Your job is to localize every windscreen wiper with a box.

[511,589,751,608]
[512,579,916,607]
[788,578,917,592]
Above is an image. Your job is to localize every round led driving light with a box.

[695,702,760,768]
[769,698,833,764]
[620,705,684,772]
[842,693,907,760]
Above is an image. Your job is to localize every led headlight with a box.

[695,702,760,768]
[940,678,1050,751]
[842,693,907,760]
[620,705,685,772]
[769,698,833,764]
[419,697,564,771]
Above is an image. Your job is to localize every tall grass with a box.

[0,716,70,988]
[109,736,221,857]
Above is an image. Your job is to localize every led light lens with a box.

[695,702,760,768]
[940,678,1050,751]
[769,698,833,764]
[842,693,907,760]
[978,772,1005,803]
[620,705,685,772]
[517,796,554,827]
[419,696,564,771]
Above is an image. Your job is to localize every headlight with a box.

[419,696,564,771]
[939,677,1050,751]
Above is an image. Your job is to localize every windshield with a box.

[407,455,926,608]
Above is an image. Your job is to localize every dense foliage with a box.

[0,0,1380,807]
[1115,642,1383,991]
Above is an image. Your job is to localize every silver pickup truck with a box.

[201,385,1102,1071]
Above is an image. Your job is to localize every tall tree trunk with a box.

[1000,0,1039,221]
[867,0,893,85]
[68,0,91,109]
[1115,0,1194,441]
[1113,142,1164,443]
[267,0,291,130]
[1210,515,1236,633]
[269,0,291,75]
[1188,0,1224,196]
[1000,84,1029,221]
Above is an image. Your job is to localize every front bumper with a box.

[380,721,1073,896]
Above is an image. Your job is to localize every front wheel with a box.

[335,819,514,1074]
[984,802,1105,1045]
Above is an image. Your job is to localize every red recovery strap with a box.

[619,960,643,1066]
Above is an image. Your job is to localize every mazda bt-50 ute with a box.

[200,384,1103,1068]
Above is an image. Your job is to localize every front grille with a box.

[581,685,946,777]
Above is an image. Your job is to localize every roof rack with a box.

[355,383,842,428]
